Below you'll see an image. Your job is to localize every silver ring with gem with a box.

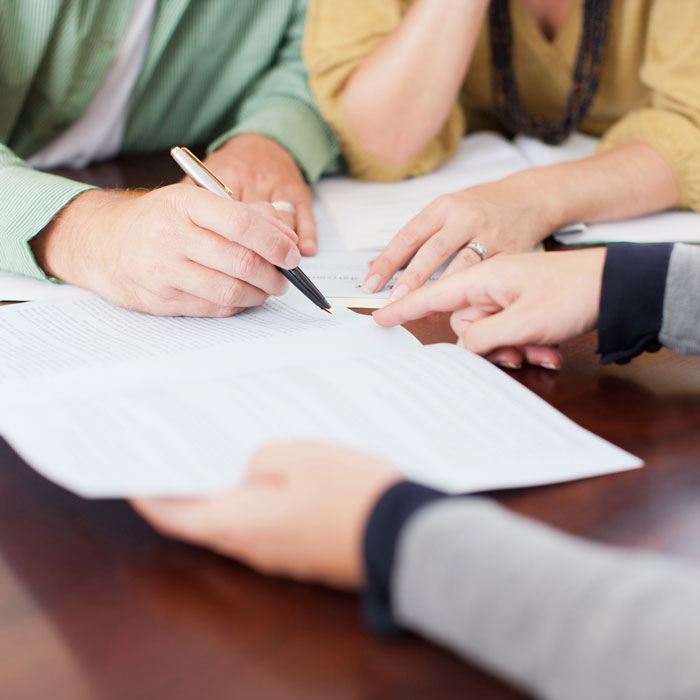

[466,241,488,261]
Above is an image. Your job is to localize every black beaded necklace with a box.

[489,0,613,144]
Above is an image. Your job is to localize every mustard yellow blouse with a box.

[305,0,700,210]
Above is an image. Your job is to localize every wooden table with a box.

[1,154,699,699]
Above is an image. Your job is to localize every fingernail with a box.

[389,284,409,302]
[285,248,301,268]
[497,361,521,370]
[456,338,465,348]
[362,274,381,294]
[540,362,560,370]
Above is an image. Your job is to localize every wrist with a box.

[597,243,673,364]
[504,168,571,234]
[218,132,285,156]
[31,190,126,284]
[363,481,449,635]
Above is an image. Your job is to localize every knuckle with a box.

[457,248,480,265]
[257,174,278,192]
[218,280,244,307]
[214,305,243,318]
[290,186,310,205]
[424,234,451,260]
[163,184,195,221]
[153,283,178,302]
[395,227,421,249]
[252,201,278,218]
[401,269,421,286]
[234,247,259,279]
[465,206,488,229]
[435,194,457,214]
[369,256,395,279]
[501,287,519,307]
[229,204,252,239]
[270,232,292,263]
[161,184,185,207]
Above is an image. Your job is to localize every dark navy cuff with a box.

[363,481,448,636]
[597,243,673,365]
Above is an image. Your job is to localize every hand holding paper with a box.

[133,441,401,589]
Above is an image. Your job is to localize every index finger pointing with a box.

[373,270,484,327]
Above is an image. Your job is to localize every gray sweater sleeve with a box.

[392,498,700,700]
[660,243,700,355]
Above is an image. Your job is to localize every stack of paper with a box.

[0,293,641,497]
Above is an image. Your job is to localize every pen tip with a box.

[325,308,335,315]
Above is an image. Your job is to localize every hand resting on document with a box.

[373,248,607,370]
[362,176,554,300]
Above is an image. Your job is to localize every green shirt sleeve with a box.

[0,144,98,280]
[206,1,341,183]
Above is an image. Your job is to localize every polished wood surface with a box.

[1,155,699,699]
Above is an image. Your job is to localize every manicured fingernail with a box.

[285,248,301,268]
[540,362,560,370]
[497,361,521,370]
[363,274,381,294]
[390,284,409,302]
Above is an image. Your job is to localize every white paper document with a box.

[0,270,88,302]
[513,132,599,167]
[315,132,533,251]
[303,252,446,309]
[0,293,641,497]
[305,203,447,308]
[304,204,386,308]
[554,210,700,246]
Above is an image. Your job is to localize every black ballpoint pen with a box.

[170,146,333,315]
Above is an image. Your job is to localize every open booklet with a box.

[0,292,641,498]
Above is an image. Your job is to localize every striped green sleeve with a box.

[0,144,98,280]
[207,1,340,183]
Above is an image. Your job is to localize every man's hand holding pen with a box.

[31,185,301,317]
[172,146,332,314]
